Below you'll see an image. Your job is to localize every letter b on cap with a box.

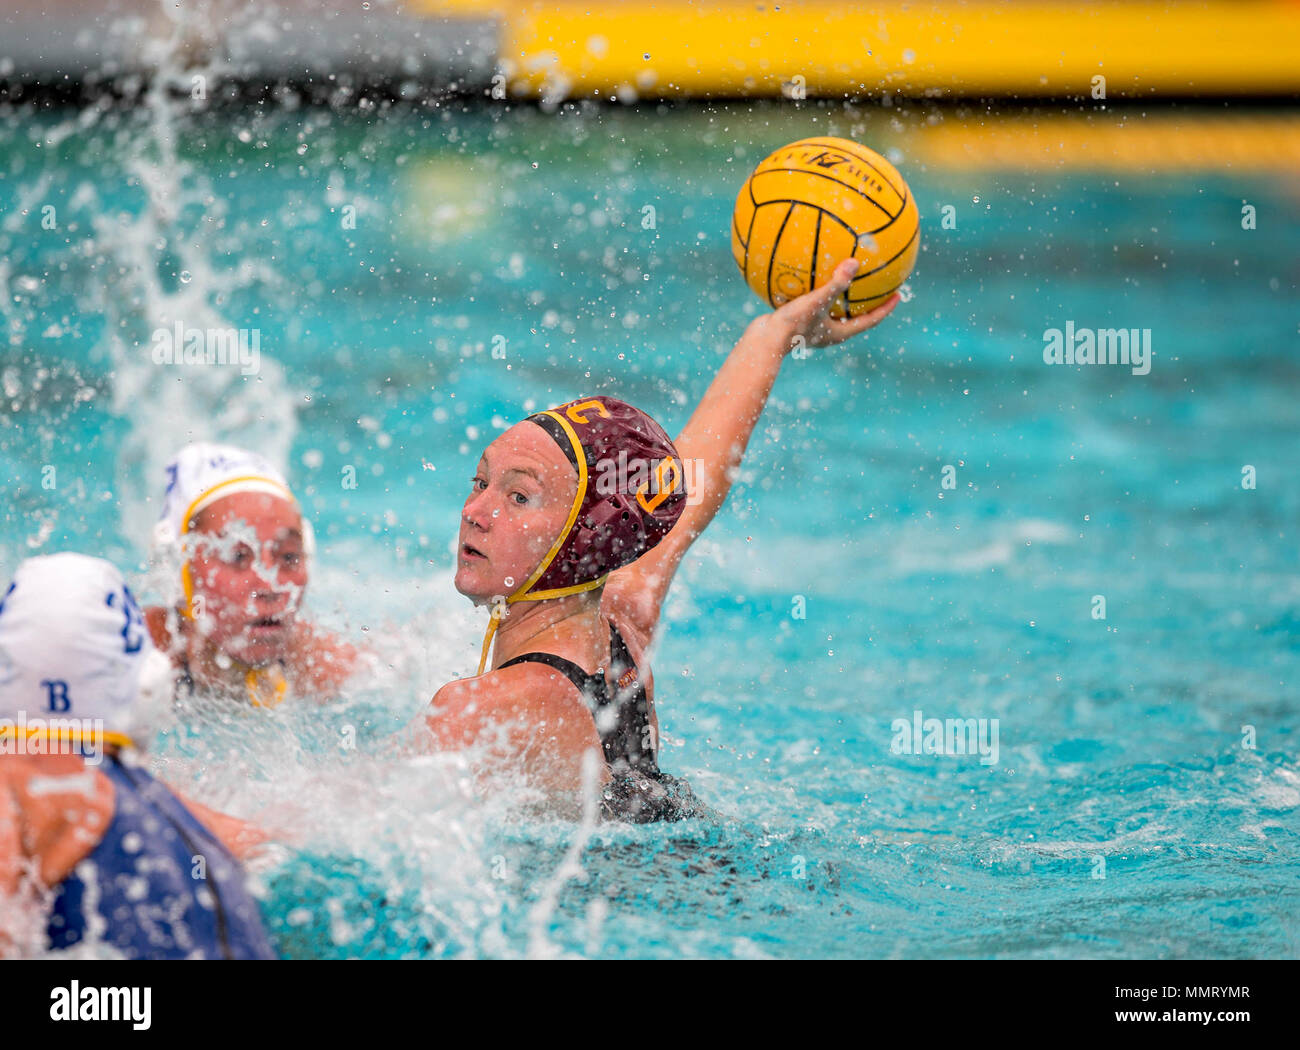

[43,680,71,713]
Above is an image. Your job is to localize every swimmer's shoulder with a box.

[426,670,603,802]
[430,662,587,721]
[0,755,114,889]
[428,662,600,750]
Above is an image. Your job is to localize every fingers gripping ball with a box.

[732,137,920,317]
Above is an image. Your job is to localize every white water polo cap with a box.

[0,553,167,748]
[150,442,314,615]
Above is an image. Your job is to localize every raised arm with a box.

[605,259,900,640]
[288,620,366,700]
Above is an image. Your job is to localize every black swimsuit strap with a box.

[602,624,657,773]
[607,623,636,682]
[497,621,659,775]
[177,658,195,700]
[497,650,604,697]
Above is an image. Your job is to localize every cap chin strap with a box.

[179,648,290,708]
[245,665,288,708]
[474,408,607,676]
[475,575,607,677]
[476,596,510,678]
[0,725,137,752]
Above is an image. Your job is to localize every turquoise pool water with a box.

[1,98,1297,958]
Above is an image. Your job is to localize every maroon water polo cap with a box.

[514,395,689,600]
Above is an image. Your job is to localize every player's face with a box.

[456,422,578,604]
[186,492,308,666]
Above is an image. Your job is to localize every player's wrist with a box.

[743,312,800,358]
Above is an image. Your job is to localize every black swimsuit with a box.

[499,621,703,823]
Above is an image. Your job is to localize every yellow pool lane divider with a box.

[416,1,1300,100]
[911,114,1300,173]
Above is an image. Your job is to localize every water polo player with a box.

[0,553,277,958]
[423,259,896,820]
[146,442,361,708]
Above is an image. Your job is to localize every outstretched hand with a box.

[770,258,901,351]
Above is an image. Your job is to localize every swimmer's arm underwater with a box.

[286,621,366,700]
[606,258,899,639]
[145,607,365,704]
[173,792,278,861]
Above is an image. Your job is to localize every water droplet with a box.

[492,508,500,518]
[504,576,515,587]
[179,270,192,284]
[972,195,980,203]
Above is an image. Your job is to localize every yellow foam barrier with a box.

[911,114,1300,173]
[416,1,1300,99]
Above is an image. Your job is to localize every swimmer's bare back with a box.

[0,753,267,888]
[0,752,268,957]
